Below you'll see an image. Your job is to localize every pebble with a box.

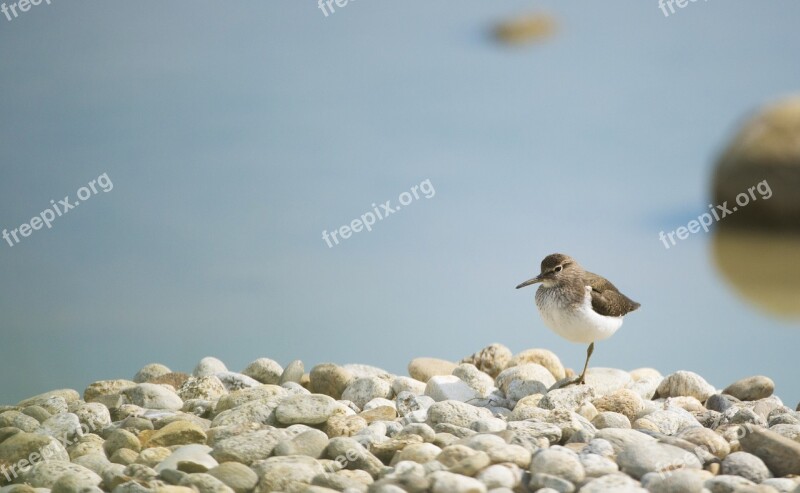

[279,359,304,385]
[9,348,800,493]
[241,358,283,385]
[342,377,393,409]
[133,363,172,383]
[739,424,800,477]
[530,446,585,484]
[616,440,702,479]
[640,469,712,493]
[592,411,631,429]
[19,460,101,489]
[425,375,480,403]
[460,343,513,378]
[721,451,773,483]
[723,376,775,401]
[495,363,555,400]
[507,348,566,380]
[426,400,493,429]
[539,385,595,412]
[583,368,633,397]
[656,371,716,401]
[275,393,337,425]
[429,470,487,493]
[122,383,183,411]
[309,364,353,399]
[193,357,228,377]
[408,358,457,383]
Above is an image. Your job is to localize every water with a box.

[1,1,799,405]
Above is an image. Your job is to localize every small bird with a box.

[516,253,640,385]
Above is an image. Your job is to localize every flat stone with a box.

[592,411,631,429]
[157,444,219,473]
[539,385,595,412]
[579,473,648,493]
[426,400,493,429]
[19,460,101,489]
[739,424,800,476]
[616,440,702,479]
[408,358,457,383]
[583,368,633,397]
[704,475,756,493]
[83,380,137,403]
[146,421,207,447]
[425,375,480,403]
[508,348,566,381]
[275,394,337,425]
[640,469,712,493]
[723,376,775,401]
[207,462,258,493]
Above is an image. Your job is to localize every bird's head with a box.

[516,253,580,289]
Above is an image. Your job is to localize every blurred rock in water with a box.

[713,95,800,230]
[712,228,800,318]
[493,13,557,46]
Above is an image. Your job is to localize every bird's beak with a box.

[516,275,543,289]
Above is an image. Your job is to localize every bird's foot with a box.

[565,375,586,387]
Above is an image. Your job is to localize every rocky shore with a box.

[2,344,800,493]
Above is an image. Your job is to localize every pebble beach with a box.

[2,344,800,493]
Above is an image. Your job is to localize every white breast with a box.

[535,285,623,344]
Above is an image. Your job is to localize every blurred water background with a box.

[1,1,799,404]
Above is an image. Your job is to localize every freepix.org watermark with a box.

[2,172,114,248]
[322,179,436,248]
[659,179,772,250]
[318,0,354,17]
[1,0,52,22]
[658,0,709,18]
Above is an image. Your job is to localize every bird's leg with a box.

[575,342,594,385]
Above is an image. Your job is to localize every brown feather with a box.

[585,271,641,317]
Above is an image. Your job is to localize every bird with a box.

[516,253,640,386]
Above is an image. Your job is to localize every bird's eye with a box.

[554,265,562,273]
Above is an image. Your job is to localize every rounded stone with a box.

[656,371,716,401]
[207,462,258,493]
[712,95,800,230]
[309,364,353,399]
[193,357,228,377]
[460,343,513,378]
[530,446,585,484]
[591,411,631,429]
[408,358,457,383]
[721,451,773,483]
[241,358,283,385]
[723,376,775,401]
[279,360,305,385]
[342,377,392,409]
[508,348,566,380]
[146,420,207,447]
[104,429,142,456]
[133,363,172,384]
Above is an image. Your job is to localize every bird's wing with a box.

[585,271,641,317]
